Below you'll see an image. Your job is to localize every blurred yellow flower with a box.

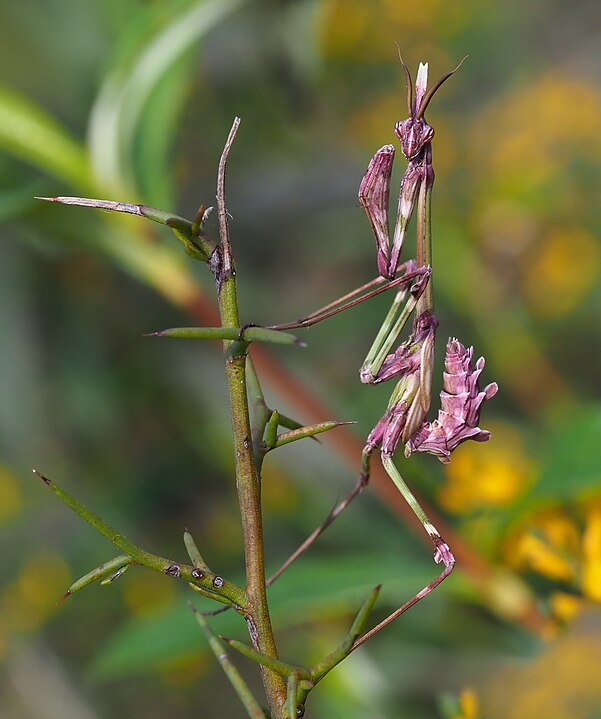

[506,509,579,583]
[582,506,601,601]
[512,533,575,583]
[0,619,6,660]
[318,0,461,61]
[453,688,480,719]
[0,465,21,521]
[506,499,601,613]
[473,73,601,189]
[439,421,532,513]
[262,462,300,514]
[483,616,601,718]
[550,592,583,623]
[319,0,372,58]
[158,652,208,687]
[521,227,600,318]
[3,552,71,632]
[121,568,176,617]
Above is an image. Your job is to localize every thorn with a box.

[57,591,71,605]
[143,331,163,337]
[294,338,308,348]
[32,468,52,485]
[34,196,58,202]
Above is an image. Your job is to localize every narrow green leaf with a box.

[277,412,321,444]
[88,0,249,192]
[100,564,131,585]
[265,410,280,449]
[0,84,90,189]
[61,555,133,601]
[183,530,210,572]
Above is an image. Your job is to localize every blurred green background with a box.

[1,0,600,717]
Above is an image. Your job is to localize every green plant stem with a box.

[218,277,286,715]
[193,609,265,719]
[216,118,286,717]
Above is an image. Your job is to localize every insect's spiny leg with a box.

[351,561,453,651]
[269,264,428,332]
[348,452,454,650]
[266,446,375,587]
[295,276,386,324]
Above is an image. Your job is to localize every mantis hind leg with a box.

[350,452,454,651]
[266,446,375,587]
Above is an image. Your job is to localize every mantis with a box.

[270,59,497,646]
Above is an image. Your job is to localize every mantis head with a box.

[393,58,465,160]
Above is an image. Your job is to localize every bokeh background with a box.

[1,0,600,717]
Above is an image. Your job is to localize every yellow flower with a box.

[439,421,531,513]
[550,592,583,623]
[582,507,601,601]
[3,552,71,632]
[452,688,480,719]
[0,465,21,522]
[506,509,579,583]
[521,227,600,318]
[121,569,176,617]
[505,499,601,612]
[512,533,575,583]
[472,73,601,189]
[318,0,455,61]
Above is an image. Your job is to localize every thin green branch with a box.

[35,196,216,261]
[33,469,246,609]
[149,325,304,346]
[272,421,356,449]
[192,607,265,719]
[287,673,300,719]
[221,638,310,681]
[217,117,240,276]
